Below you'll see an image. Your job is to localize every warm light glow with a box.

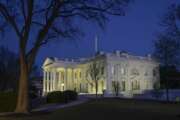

[43,52,159,97]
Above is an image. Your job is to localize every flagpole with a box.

[95,35,98,55]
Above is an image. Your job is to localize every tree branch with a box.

[0,3,21,39]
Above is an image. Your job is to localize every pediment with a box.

[42,57,54,67]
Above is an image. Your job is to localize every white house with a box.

[42,51,160,97]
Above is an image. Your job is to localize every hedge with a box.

[47,90,78,104]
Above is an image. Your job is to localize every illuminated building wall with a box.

[42,51,159,97]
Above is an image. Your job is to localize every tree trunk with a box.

[165,77,169,102]
[164,66,169,102]
[95,81,98,99]
[15,55,29,113]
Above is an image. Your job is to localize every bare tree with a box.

[0,0,130,113]
[0,46,19,92]
[153,4,180,102]
[112,80,120,97]
[152,81,162,100]
[86,60,105,99]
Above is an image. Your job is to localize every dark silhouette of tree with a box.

[0,46,19,91]
[0,0,131,113]
[0,46,39,92]
[159,66,180,89]
[153,4,180,102]
[112,81,120,97]
[86,60,105,99]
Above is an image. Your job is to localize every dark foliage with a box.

[46,90,77,104]
[0,0,131,112]
[0,46,19,91]
[47,91,64,103]
[0,92,17,112]
[160,66,180,89]
[0,46,40,92]
[153,4,180,101]
[63,90,78,101]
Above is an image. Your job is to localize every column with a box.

[46,71,48,93]
[64,69,67,90]
[70,69,73,90]
[52,71,56,91]
[64,68,67,91]
[72,68,74,90]
[66,69,69,90]
[43,71,46,95]
[106,64,111,94]
[55,72,58,90]
[58,71,61,91]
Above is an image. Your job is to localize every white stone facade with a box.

[42,51,160,97]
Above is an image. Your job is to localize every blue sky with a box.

[1,0,180,67]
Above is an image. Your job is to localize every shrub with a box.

[152,82,163,99]
[46,90,78,104]
[63,90,78,101]
[46,91,65,103]
[175,96,180,103]
[0,91,17,112]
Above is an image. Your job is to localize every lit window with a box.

[75,72,77,79]
[56,72,59,80]
[121,81,125,91]
[61,71,64,83]
[79,72,81,78]
[131,80,140,90]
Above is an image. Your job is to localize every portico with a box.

[42,51,160,97]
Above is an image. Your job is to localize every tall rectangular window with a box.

[132,80,140,90]
[61,71,64,83]
[75,72,77,79]
[56,72,59,81]
[121,81,125,91]
[79,72,81,79]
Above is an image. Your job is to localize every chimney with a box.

[54,57,58,61]
[147,54,152,60]
[65,58,69,61]
[114,50,120,56]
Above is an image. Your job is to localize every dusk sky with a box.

[1,0,180,67]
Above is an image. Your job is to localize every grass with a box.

[0,98,180,120]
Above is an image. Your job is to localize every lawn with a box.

[0,98,180,120]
